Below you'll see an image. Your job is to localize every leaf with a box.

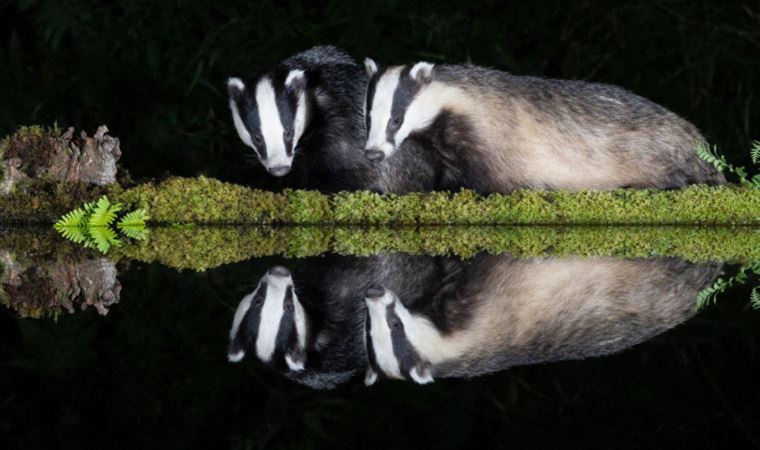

[117,209,150,228]
[751,288,760,310]
[88,226,122,254]
[88,196,123,227]
[751,141,760,165]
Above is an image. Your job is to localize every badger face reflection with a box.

[363,285,435,385]
[228,266,308,371]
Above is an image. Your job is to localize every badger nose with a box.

[268,165,291,177]
[268,266,290,278]
[365,285,386,300]
[365,149,386,162]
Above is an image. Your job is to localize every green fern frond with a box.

[118,226,149,241]
[695,141,726,171]
[88,196,123,227]
[696,279,725,311]
[751,288,760,310]
[89,226,122,254]
[56,224,89,244]
[117,209,149,228]
[54,207,88,229]
[751,141,760,165]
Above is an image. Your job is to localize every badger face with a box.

[363,59,435,162]
[227,69,308,177]
[363,286,435,385]
[227,266,308,372]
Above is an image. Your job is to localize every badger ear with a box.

[227,77,245,99]
[409,361,434,384]
[364,57,378,77]
[285,347,306,372]
[410,62,434,84]
[227,339,245,363]
[364,366,379,386]
[285,69,306,92]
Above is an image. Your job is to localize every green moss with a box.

[0,125,59,178]
[2,176,760,225]
[101,225,760,269]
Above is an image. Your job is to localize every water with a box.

[1,227,759,449]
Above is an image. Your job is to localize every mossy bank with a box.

[2,176,758,225]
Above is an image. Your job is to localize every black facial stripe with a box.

[365,72,380,136]
[386,305,421,377]
[274,285,296,363]
[232,282,266,352]
[386,66,423,144]
[274,71,299,157]
[239,89,268,160]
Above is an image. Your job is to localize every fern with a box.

[696,261,760,311]
[54,196,149,253]
[751,288,760,310]
[695,141,758,188]
[751,141,760,165]
[88,196,122,227]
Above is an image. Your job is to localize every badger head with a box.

[363,285,435,385]
[227,266,309,372]
[363,59,436,162]
[227,69,308,177]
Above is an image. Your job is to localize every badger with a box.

[363,255,721,385]
[227,254,446,389]
[227,46,438,192]
[363,59,726,192]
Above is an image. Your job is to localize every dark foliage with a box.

[0,0,758,187]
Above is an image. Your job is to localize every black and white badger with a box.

[363,59,725,192]
[227,46,438,192]
[363,255,720,385]
[227,254,445,389]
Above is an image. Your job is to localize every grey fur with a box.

[364,254,721,383]
[370,62,726,192]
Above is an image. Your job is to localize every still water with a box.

[1,228,759,449]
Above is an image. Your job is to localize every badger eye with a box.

[391,319,402,330]
[390,116,402,130]
[285,303,294,313]
[285,129,294,141]
[252,133,263,145]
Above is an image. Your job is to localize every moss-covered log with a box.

[3,226,757,274]
[1,176,758,225]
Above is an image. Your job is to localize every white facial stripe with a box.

[365,294,402,379]
[285,354,304,372]
[366,67,402,154]
[229,99,254,148]
[393,81,447,148]
[255,77,291,168]
[293,91,307,149]
[255,273,290,362]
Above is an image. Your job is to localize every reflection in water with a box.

[228,254,721,388]
[0,249,121,318]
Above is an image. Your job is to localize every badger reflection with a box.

[228,255,720,388]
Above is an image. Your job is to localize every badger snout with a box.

[268,265,291,278]
[365,149,386,162]
[268,165,291,177]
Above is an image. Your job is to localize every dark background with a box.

[1,259,759,450]
[1,0,758,186]
[1,1,760,448]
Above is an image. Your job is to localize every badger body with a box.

[364,61,726,192]
[227,46,438,193]
[364,255,721,384]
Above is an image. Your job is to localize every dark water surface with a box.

[2,247,759,449]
